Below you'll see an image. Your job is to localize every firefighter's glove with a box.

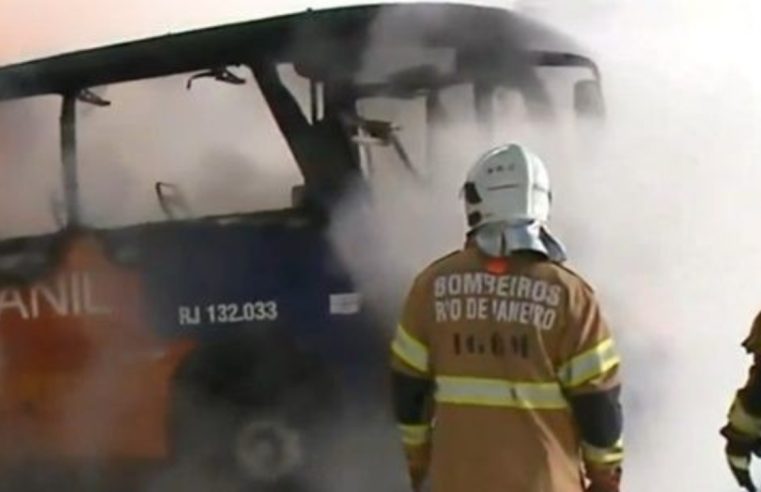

[585,465,621,492]
[721,424,760,492]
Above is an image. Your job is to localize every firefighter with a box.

[721,313,761,492]
[389,143,623,492]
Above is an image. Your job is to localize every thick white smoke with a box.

[0,97,62,238]
[0,72,305,234]
[529,3,761,490]
[75,72,303,226]
[329,2,761,491]
[3,1,761,491]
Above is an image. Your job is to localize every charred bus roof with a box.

[0,3,598,102]
[0,2,601,236]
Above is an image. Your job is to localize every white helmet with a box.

[463,143,551,228]
[462,143,566,261]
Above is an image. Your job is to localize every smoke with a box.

[328,2,761,491]
[3,1,761,491]
[0,16,308,492]
[0,96,63,238]
[74,71,303,226]
[0,70,305,233]
[529,3,761,490]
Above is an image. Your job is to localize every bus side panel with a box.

[0,235,193,465]
[137,222,388,405]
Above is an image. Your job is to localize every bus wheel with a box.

[233,417,303,482]
[167,328,338,488]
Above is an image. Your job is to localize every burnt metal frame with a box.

[0,4,602,230]
[60,94,80,227]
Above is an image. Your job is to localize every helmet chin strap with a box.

[473,221,567,263]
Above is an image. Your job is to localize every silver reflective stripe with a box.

[582,439,624,465]
[391,324,429,374]
[435,375,568,410]
[558,338,620,388]
[399,424,430,446]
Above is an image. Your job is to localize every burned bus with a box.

[0,2,603,490]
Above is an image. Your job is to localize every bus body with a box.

[0,3,602,490]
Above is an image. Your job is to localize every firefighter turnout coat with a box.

[390,245,623,492]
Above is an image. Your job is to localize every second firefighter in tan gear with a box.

[389,144,623,492]
[721,313,761,492]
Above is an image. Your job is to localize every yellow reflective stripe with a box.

[391,324,429,374]
[435,376,568,410]
[582,439,624,465]
[729,396,761,437]
[558,338,620,388]
[728,454,751,470]
[399,424,430,447]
